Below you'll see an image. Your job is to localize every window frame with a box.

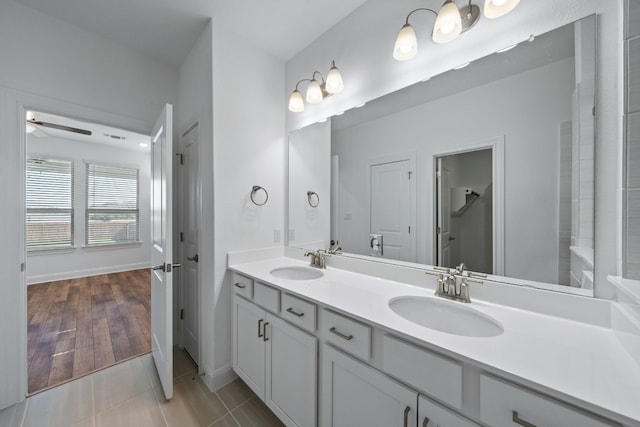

[25,155,75,251]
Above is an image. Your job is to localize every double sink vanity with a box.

[229,250,640,427]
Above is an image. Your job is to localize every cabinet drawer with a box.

[382,335,463,410]
[479,374,618,427]
[254,281,280,313]
[232,273,253,299]
[321,309,371,361]
[281,293,317,333]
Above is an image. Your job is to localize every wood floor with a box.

[27,269,151,395]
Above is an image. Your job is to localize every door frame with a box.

[432,136,505,275]
[9,89,154,402]
[366,152,417,263]
[177,119,202,366]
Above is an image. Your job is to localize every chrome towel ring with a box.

[251,185,268,206]
[307,191,319,208]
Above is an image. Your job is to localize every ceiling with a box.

[11,0,369,65]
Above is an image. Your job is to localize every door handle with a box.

[403,406,411,427]
[151,263,181,273]
[187,254,199,262]
[512,411,536,427]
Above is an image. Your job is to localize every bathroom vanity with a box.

[228,251,640,427]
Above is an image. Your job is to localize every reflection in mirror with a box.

[288,16,596,295]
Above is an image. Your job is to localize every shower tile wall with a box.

[625,0,640,279]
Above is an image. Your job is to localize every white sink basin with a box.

[389,297,503,337]
[270,266,324,280]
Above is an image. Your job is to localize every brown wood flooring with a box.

[27,269,151,395]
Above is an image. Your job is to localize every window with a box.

[86,163,139,246]
[26,157,74,249]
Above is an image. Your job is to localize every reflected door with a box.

[370,159,413,262]
[150,104,174,400]
[436,158,451,267]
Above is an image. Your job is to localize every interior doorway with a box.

[25,110,153,394]
[435,148,493,274]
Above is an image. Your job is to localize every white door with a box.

[436,158,451,268]
[150,104,174,400]
[265,313,317,426]
[419,395,480,427]
[370,159,413,262]
[181,124,199,364]
[232,295,266,399]
[321,345,417,427]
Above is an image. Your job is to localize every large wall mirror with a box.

[287,15,596,296]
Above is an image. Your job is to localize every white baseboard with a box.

[27,262,151,285]
[204,364,237,392]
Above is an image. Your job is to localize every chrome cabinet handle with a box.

[263,322,269,341]
[151,264,165,271]
[187,254,199,262]
[512,411,536,427]
[403,406,411,427]
[234,282,246,289]
[329,327,353,341]
[286,307,304,317]
[423,416,430,427]
[258,319,263,338]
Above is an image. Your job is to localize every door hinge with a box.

[180,231,184,242]
[436,169,441,178]
[592,105,595,116]
[180,308,184,320]
[437,226,441,234]
[20,262,25,272]
[408,171,412,180]
[408,226,411,233]
[176,153,184,165]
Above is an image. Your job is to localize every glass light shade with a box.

[306,79,323,104]
[393,24,418,61]
[483,0,520,19]
[432,1,462,44]
[326,65,344,94]
[288,90,305,112]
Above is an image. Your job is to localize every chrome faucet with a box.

[434,269,474,303]
[327,239,342,255]
[304,249,327,269]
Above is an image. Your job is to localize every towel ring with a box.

[251,185,268,206]
[307,191,319,208]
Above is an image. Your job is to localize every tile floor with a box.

[0,347,285,427]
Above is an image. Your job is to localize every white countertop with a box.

[229,256,640,426]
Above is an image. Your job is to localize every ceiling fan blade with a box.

[29,120,92,136]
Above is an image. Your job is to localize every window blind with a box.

[86,163,139,245]
[26,157,74,248]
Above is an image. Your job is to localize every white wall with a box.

[209,19,286,390]
[0,0,178,409]
[287,0,622,299]
[26,137,151,284]
[333,59,573,284]
[288,121,331,249]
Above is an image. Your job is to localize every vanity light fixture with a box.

[288,60,344,113]
[393,0,520,61]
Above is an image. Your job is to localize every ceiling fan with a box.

[26,117,92,136]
